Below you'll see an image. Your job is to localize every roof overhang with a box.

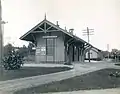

[20,19,102,51]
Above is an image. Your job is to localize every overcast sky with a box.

[1,0,120,51]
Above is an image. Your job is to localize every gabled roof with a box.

[20,18,102,51]
[20,19,88,44]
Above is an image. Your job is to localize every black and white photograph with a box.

[0,0,120,94]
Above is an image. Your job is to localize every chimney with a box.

[65,26,67,31]
[56,21,59,27]
[69,28,74,34]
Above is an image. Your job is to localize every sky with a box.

[1,0,120,51]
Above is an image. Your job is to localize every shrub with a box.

[109,71,120,78]
[2,50,24,70]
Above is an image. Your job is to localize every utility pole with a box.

[83,27,94,62]
[0,0,7,75]
[0,0,3,70]
[107,44,109,60]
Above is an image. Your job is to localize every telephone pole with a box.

[83,27,94,62]
[0,0,3,67]
[0,0,4,75]
[0,0,7,75]
[107,44,109,60]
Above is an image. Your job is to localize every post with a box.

[87,27,90,62]
[115,55,116,62]
[82,27,94,62]
[0,0,3,74]
[107,44,109,60]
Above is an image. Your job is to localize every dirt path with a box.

[0,62,119,94]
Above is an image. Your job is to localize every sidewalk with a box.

[45,88,120,94]
[23,63,73,68]
[0,62,119,94]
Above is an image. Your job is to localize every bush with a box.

[2,50,24,70]
[109,71,120,78]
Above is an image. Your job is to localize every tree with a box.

[17,45,28,57]
[102,51,110,58]
[28,42,35,55]
[4,43,14,56]
[23,45,27,48]
[110,49,120,62]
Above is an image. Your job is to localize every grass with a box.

[0,67,71,81]
[15,68,120,94]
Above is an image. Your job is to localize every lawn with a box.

[15,68,120,94]
[0,67,71,81]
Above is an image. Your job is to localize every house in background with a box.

[85,47,103,61]
[20,17,103,64]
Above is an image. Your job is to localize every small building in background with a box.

[85,47,103,61]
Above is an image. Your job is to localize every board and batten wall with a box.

[35,31,65,63]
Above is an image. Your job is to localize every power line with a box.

[82,27,94,62]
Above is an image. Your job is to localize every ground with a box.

[14,68,120,94]
[0,66,71,81]
[0,62,120,94]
